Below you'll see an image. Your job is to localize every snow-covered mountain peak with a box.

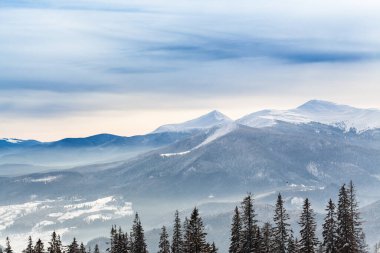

[153,110,233,133]
[296,100,352,112]
[238,100,380,132]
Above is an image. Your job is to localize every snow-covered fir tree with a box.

[322,199,338,253]
[229,206,241,253]
[48,232,62,253]
[273,194,290,253]
[239,193,258,253]
[5,237,13,253]
[34,239,45,253]
[184,207,208,253]
[158,226,170,253]
[261,222,274,253]
[23,236,34,253]
[299,198,318,253]
[130,213,147,253]
[67,238,80,253]
[171,210,183,253]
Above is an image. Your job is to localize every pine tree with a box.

[171,210,182,253]
[336,184,351,253]
[94,245,100,253]
[240,193,257,253]
[347,181,367,253]
[67,238,80,253]
[158,226,170,253]
[186,207,208,253]
[273,194,290,253]
[48,232,62,253]
[80,243,86,253]
[130,213,147,253]
[254,227,265,253]
[299,198,318,253]
[34,239,45,253]
[229,206,241,253]
[261,223,273,253]
[322,199,338,253]
[182,217,191,253]
[294,238,300,253]
[5,237,13,253]
[23,236,34,253]
[209,242,218,253]
[287,231,297,253]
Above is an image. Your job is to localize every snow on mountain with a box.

[0,196,133,252]
[0,138,24,144]
[160,122,237,157]
[153,110,233,133]
[237,100,380,132]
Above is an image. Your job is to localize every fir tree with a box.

[322,199,338,253]
[261,222,273,253]
[182,217,191,253]
[299,198,318,253]
[94,245,100,253]
[158,226,170,253]
[34,239,45,253]
[336,184,351,253]
[287,231,297,253]
[209,242,218,253]
[229,206,241,253]
[240,193,257,253]
[348,181,367,253]
[23,236,34,253]
[5,237,13,253]
[171,210,182,253]
[48,232,62,253]
[80,243,86,253]
[67,238,80,253]
[273,194,290,253]
[130,213,147,253]
[254,227,265,253]
[186,207,208,253]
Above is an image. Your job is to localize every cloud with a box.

[1,0,380,139]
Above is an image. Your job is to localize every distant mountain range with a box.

[1,100,380,252]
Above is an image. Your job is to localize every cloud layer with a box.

[1,0,380,140]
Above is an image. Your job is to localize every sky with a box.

[1,0,380,141]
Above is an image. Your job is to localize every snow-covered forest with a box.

[2,181,374,253]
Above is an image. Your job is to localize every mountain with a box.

[153,110,233,133]
[0,132,191,175]
[1,100,380,251]
[237,100,380,132]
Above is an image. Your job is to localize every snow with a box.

[0,138,24,143]
[30,176,61,183]
[59,196,133,222]
[160,123,237,158]
[160,150,191,157]
[154,110,232,133]
[0,196,133,252]
[237,100,380,132]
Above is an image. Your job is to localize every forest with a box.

[0,181,371,253]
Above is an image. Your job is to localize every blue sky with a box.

[1,0,380,140]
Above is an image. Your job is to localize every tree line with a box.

[1,181,370,253]
[229,181,367,253]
